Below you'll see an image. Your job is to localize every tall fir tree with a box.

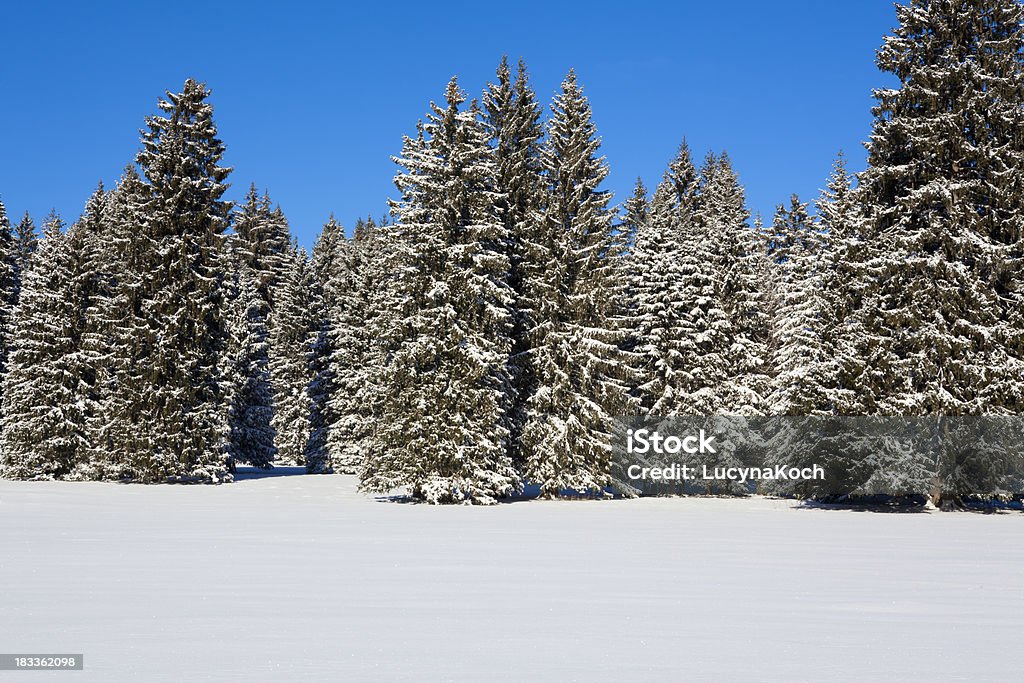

[231,187,304,466]
[86,167,155,479]
[0,198,19,389]
[361,78,519,504]
[64,185,113,480]
[304,321,333,474]
[521,70,634,497]
[483,56,548,470]
[620,177,649,253]
[269,245,313,465]
[132,78,233,482]
[224,185,300,469]
[304,215,345,473]
[762,159,930,500]
[850,0,1024,502]
[631,142,732,416]
[1,214,91,479]
[321,229,388,474]
[309,215,345,297]
[231,185,292,309]
[13,211,37,296]
[317,216,397,475]
[765,194,831,416]
[816,153,868,416]
[695,152,771,415]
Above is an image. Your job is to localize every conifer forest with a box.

[1,0,1023,508]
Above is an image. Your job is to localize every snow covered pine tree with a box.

[482,56,547,472]
[131,79,233,482]
[1,214,90,479]
[695,152,772,416]
[269,244,314,466]
[360,78,519,504]
[223,267,277,470]
[319,220,388,474]
[85,168,155,479]
[765,194,829,417]
[630,141,732,418]
[12,211,38,291]
[520,71,634,497]
[303,216,344,474]
[0,198,19,393]
[849,0,1024,504]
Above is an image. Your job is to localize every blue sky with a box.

[0,1,898,249]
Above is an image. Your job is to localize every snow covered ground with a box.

[1,469,1021,682]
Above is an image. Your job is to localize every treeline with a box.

[1,0,1022,506]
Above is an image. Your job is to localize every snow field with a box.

[1,470,1021,682]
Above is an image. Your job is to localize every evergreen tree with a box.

[269,246,312,465]
[0,199,19,386]
[230,186,303,466]
[224,267,277,469]
[224,185,297,469]
[483,56,547,470]
[361,78,519,504]
[308,215,392,475]
[64,185,113,480]
[86,167,154,479]
[304,215,345,473]
[132,78,233,482]
[851,0,1024,502]
[322,233,386,474]
[766,194,830,415]
[353,215,382,242]
[760,160,919,501]
[232,185,291,308]
[1,214,89,479]
[310,215,345,294]
[13,211,37,292]
[695,152,771,415]
[628,144,751,494]
[816,153,869,416]
[521,70,634,497]
[630,141,731,416]
[304,314,333,474]
[620,177,649,253]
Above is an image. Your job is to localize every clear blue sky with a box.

[0,1,899,249]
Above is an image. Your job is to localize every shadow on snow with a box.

[233,465,309,481]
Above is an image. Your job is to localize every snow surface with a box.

[1,469,1022,682]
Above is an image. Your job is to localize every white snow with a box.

[1,469,1022,682]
